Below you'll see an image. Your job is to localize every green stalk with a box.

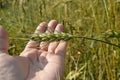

[30,32,120,48]
[10,32,120,48]
[72,36,120,48]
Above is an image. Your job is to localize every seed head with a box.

[31,32,73,42]
[102,30,120,38]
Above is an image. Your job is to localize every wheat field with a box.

[0,0,120,80]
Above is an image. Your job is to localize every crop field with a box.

[0,0,120,80]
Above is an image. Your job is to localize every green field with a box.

[0,0,120,80]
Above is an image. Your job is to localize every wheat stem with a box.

[10,32,120,48]
[30,32,120,48]
[73,36,120,48]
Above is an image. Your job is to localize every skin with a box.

[0,20,67,80]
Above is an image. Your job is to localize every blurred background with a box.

[0,0,120,80]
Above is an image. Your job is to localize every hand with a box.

[0,20,67,80]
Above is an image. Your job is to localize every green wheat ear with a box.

[31,32,73,42]
[30,32,120,48]
[102,30,120,38]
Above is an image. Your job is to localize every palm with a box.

[24,46,65,80]
[0,20,67,80]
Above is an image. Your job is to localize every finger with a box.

[0,25,9,54]
[47,20,58,33]
[40,20,57,50]
[25,22,47,50]
[55,41,67,57]
[48,24,63,53]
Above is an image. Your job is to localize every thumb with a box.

[0,25,8,53]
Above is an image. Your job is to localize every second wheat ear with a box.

[30,32,120,48]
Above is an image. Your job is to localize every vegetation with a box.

[0,0,120,80]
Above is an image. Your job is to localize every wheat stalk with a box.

[30,32,120,48]
[10,31,120,48]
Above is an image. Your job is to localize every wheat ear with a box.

[31,32,73,42]
[30,32,120,48]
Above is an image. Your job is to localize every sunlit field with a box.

[0,0,120,80]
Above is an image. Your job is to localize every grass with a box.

[0,0,120,80]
